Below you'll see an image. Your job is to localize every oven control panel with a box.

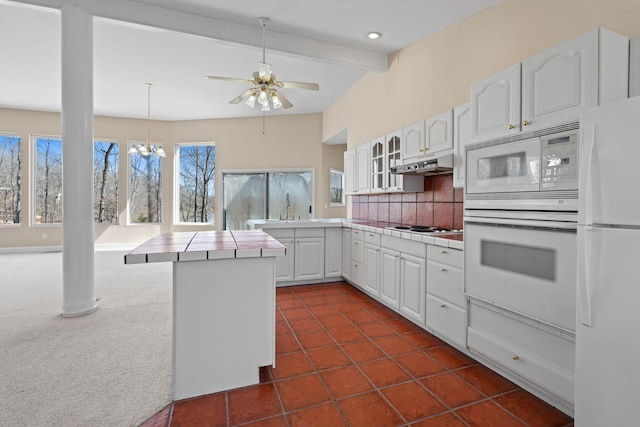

[540,130,578,190]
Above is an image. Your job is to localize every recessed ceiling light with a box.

[367,32,382,40]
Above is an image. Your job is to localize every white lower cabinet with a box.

[363,232,381,297]
[294,235,325,281]
[380,248,400,310]
[324,227,342,278]
[350,229,365,289]
[263,226,345,284]
[426,244,467,347]
[399,253,427,326]
[264,228,295,282]
[426,294,467,348]
[341,228,351,280]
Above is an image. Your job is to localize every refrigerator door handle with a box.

[581,124,596,226]
[577,226,594,326]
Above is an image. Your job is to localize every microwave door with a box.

[467,137,541,194]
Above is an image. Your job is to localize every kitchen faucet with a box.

[285,192,291,220]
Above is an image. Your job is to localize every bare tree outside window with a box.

[0,135,21,224]
[330,168,345,206]
[94,141,119,223]
[177,144,215,223]
[129,145,162,223]
[34,137,63,224]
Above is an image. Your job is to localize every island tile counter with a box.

[125,230,285,401]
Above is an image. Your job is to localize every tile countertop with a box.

[124,230,286,264]
[248,218,463,250]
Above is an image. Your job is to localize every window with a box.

[94,141,119,224]
[222,170,313,230]
[0,134,21,224]
[128,142,162,223]
[33,136,63,224]
[176,143,215,224]
[329,168,345,206]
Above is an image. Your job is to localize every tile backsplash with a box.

[350,174,464,229]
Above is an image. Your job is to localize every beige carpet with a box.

[0,250,173,426]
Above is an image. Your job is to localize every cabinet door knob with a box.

[440,304,446,308]
[512,355,520,361]
[508,124,514,130]
[522,120,529,126]
[440,268,447,272]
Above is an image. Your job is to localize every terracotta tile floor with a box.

[141,282,574,427]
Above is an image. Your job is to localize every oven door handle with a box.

[464,216,577,231]
[577,226,593,326]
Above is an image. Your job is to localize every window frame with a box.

[126,140,163,225]
[93,139,120,225]
[329,168,346,207]
[173,141,216,226]
[31,134,63,227]
[220,168,315,230]
[0,133,22,227]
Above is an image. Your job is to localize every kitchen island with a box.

[125,230,285,400]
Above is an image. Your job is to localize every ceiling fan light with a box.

[258,62,272,80]
[258,89,269,107]
[245,93,257,108]
[272,93,283,109]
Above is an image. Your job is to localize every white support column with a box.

[61,4,96,317]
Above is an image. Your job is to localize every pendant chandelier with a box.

[128,83,166,158]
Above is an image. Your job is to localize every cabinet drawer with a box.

[265,228,294,239]
[427,245,463,268]
[426,294,467,348]
[468,328,574,404]
[427,261,464,306]
[351,239,365,264]
[381,235,426,258]
[468,299,575,403]
[364,231,381,245]
[351,229,363,241]
[469,300,575,374]
[295,228,324,238]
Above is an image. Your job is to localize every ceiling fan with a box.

[205,17,319,112]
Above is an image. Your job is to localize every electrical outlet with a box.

[41,234,46,240]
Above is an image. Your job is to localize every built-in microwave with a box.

[465,123,579,212]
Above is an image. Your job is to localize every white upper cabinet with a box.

[471,63,521,142]
[402,120,425,161]
[425,109,454,155]
[369,130,422,194]
[453,102,472,188]
[471,28,628,142]
[522,28,628,131]
[344,148,356,195]
[355,143,370,194]
[370,137,386,193]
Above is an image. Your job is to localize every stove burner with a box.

[393,225,460,233]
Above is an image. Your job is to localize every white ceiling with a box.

[0,0,501,121]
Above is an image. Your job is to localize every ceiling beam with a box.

[6,0,388,72]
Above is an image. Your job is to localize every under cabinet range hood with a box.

[390,153,453,176]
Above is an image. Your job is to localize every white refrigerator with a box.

[576,95,640,425]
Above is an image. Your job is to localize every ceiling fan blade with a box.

[274,91,294,109]
[276,81,320,91]
[205,75,253,85]
[229,89,256,104]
